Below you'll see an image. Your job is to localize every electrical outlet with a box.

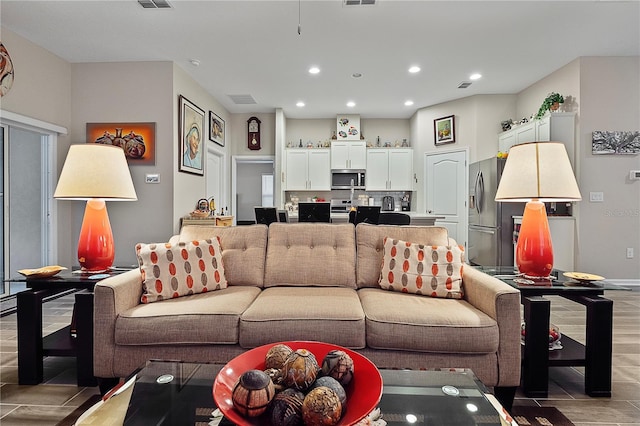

[589,191,604,202]
[145,173,160,184]
[627,248,634,259]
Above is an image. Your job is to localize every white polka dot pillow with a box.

[379,237,465,298]
[136,238,227,304]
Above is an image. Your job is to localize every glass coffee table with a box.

[78,360,508,425]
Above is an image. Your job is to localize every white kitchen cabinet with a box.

[330,141,367,169]
[514,123,536,144]
[498,130,516,153]
[285,149,330,190]
[366,148,413,190]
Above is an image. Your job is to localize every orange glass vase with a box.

[77,199,115,272]
[516,200,554,278]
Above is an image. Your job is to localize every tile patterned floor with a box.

[0,289,639,425]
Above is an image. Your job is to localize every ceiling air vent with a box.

[138,0,172,9]
[228,94,257,105]
[344,0,376,6]
[458,81,472,89]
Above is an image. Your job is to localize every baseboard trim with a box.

[606,278,640,287]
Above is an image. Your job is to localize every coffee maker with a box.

[382,196,395,211]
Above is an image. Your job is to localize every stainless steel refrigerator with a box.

[468,157,525,267]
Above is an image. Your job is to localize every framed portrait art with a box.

[434,115,455,146]
[179,95,205,175]
[209,111,225,147]
[86,122,156,165]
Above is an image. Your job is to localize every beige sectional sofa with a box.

[94,223,521,406]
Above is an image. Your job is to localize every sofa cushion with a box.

[137,238,227,303]
[178,224,268,287]
[239,286,365,349]
[115,286,262,345]
[356,224,451,288]
[379,238,465,299]
[264,223,357,288]
[358,288,499,353]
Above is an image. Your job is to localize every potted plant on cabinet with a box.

[536,92,564,119]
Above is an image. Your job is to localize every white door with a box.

[206,146,223,214]
[425,149,468,249]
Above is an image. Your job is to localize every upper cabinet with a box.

[498,113,575,165]
[330,141,367,169]
[366,148,413,191]
[285,149,331,190]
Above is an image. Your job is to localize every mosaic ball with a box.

[265,343,293,370]
[282,349,319,391]
[321,350,354,386]
[270,388,305,426]
[231,369,275,417]
[302,386,342,426]
[308,376,347,408]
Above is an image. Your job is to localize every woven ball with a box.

[282,349,319,391]
[321,350,354,386]
[270,388,305,426]
[302,386,342,426]
[265,343,293,370]
[231,369,275,417]
[309,376,347,407]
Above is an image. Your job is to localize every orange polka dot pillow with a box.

[136,238,227,304]
[379,237,465,298]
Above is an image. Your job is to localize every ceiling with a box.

[1,0,639,119]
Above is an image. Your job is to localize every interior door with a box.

[206,145,223,214]
[425,149,468,249]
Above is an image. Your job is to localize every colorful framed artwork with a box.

[179,95,205,175]
[336,114,361,140]
[434,115,455,146]
[86,122,156,165]
[209,111,225,147]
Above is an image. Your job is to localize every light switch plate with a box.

[589,191,604,202]
[145,173,160,184]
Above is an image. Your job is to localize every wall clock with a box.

[247,116,261,150]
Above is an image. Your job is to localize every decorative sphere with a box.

[270,388,305,426]
[266,343,293,370]
[308,376,347,408]
[302,386,342,426]
[321,350,354,386]
[232,369,275,417]
[282,349,319,391]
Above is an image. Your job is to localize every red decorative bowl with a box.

[213,341,383,425]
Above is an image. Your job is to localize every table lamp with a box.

[495,142,581,278]
[54,144,137,272]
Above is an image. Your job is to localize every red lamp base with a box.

[77,199,115,272]
[516,200,554,279]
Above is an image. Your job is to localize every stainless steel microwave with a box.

[331,169,365,190]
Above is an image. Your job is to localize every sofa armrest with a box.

[463,265,521,387]
[93,269,143,378]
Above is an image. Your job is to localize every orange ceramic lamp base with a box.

[516,200,554,278]
[77,199,115,272]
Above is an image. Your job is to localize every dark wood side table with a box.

[14,269,130,386]
[478,267,628,398]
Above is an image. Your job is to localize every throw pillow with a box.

[137,238,227,303]
[379,237,464,298]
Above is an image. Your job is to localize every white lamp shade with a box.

[54,144,137,200]
[495,142,581,202]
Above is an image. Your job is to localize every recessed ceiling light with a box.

[470,73,482,80]
[309,66,320,74]
[404,100,414,106]
[408,66,421,74]
[296,101,305,107]
[352,72,362,78]
[346,101,356,108]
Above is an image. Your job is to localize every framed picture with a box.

[179,95,205,175]
[209,111,225,147]
[86,122,155,165]
[434,115,455,146]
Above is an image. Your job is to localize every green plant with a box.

[536,92,564,119]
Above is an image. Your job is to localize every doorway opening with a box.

[232,156,275,224]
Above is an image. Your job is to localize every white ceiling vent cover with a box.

[228,94,258,105]
[458,81,472,89]
[344,0,376,6]
[138,0,172,9]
